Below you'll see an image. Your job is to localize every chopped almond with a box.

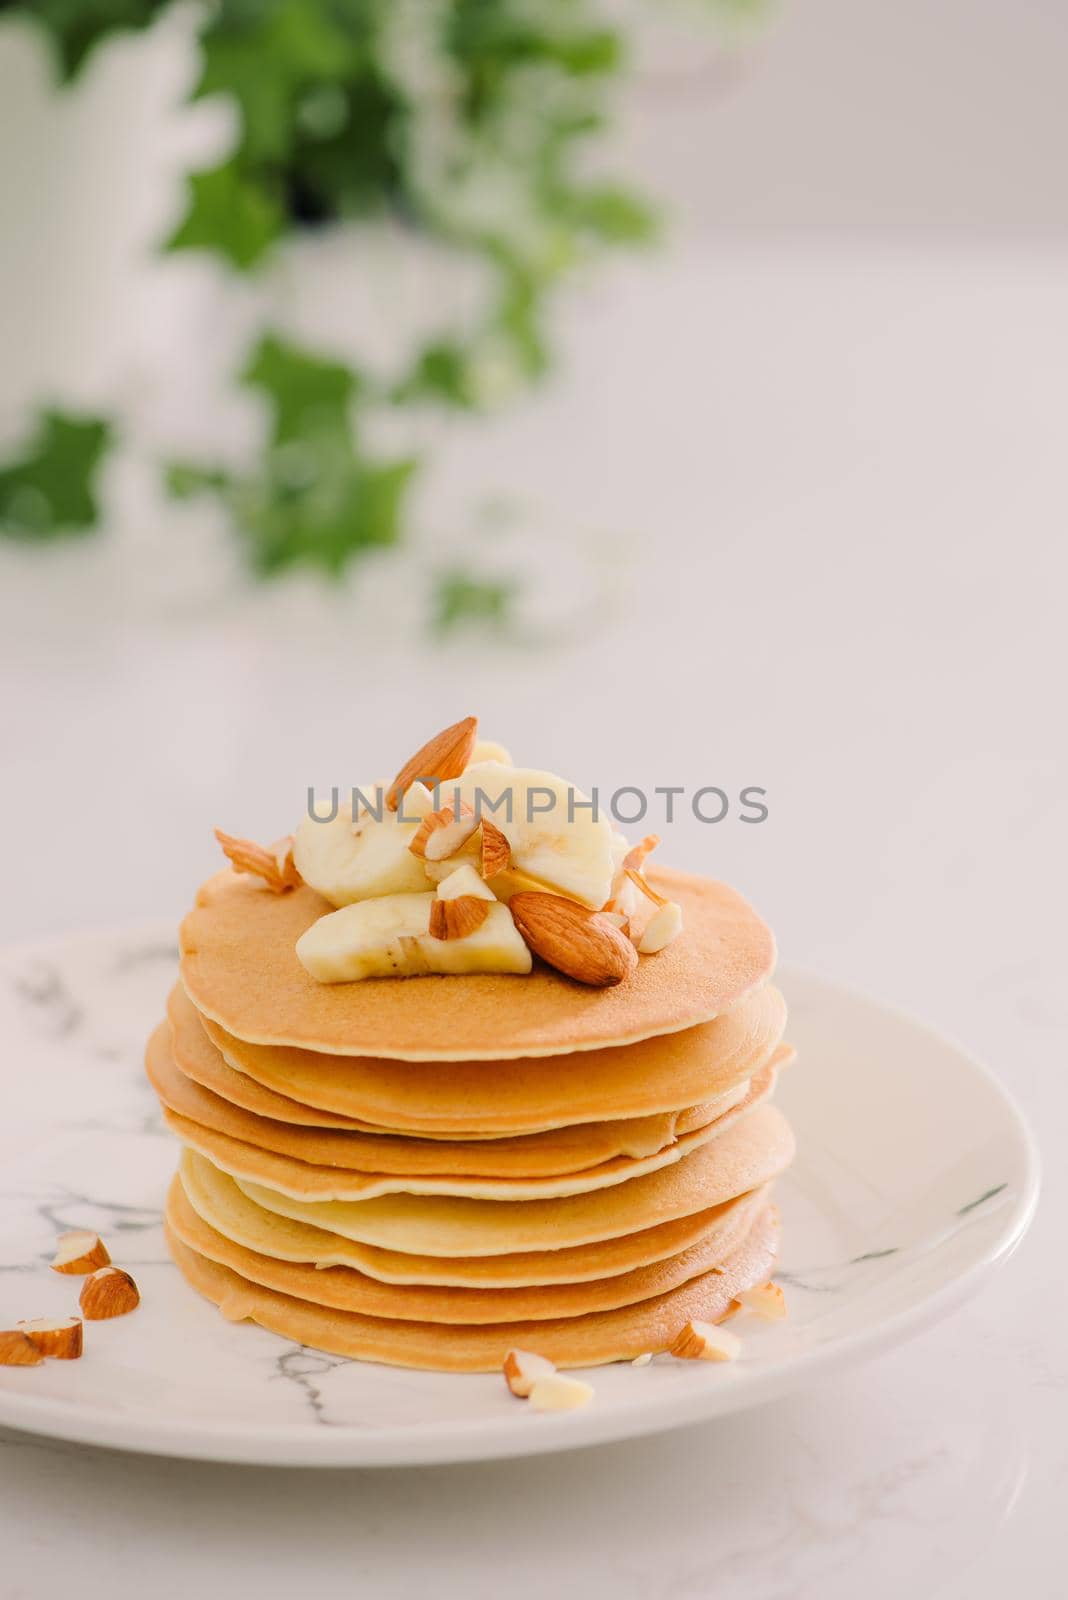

[79,1266,140,1320]
[623,834,660,872]
[503,1348,556,1397]
[409,803,479,863]
[215,829,301,893]
[0,1329,43,1367]
[428,895,492,941]
[669,1319,741,1363]
[51,1229,111,1275]
[528,1374,594,1412]
[18,1317,83,1360]
[631,1352,653,1368]
[479,819,511,880]
[737,1280,787,1321]
[624,866,667,909]
[637,900,683,954]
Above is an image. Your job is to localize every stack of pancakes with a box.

[151,865,795,1371]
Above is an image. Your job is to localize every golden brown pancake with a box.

[179,1149,771,1286]
[152,1018,778,1201]
[167,985,768,1161]
[231,1103,794,1257]
[158,1074,775,1203]
[192,983,788,1135]
[151,1020,764,1177]
[167,1171,771,1324]
[166,1203,780,1370]
[180,866,776,1060]
[179,1148,769,1287]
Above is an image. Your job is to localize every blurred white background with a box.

[1,4,1066,1596]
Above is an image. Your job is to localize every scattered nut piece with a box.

[387,716,479,810]
[429,895,492,941]
[18,1317,83,1360]
[409,802,479,862]
[503,1348,557,1397]
[0,1329,43,1367]
[600,910,632,939]
[638,900,684,954]
[509,893,638,988]
[631,1352,653,1368]
[528,1374,595,1412]
[51,1229,111,1275]
[79,1266,140,1320]
[669,1319,742,1363]
[215,829,302,893]
[737,1280,787,1321]
[479,818,511,880]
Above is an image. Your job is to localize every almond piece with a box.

[479,818,511,880]
[623,834,660,872]
[528,1374,595,1412]
[600,910,632,940]
[387,716,479,811]
[215,829,302,893]
[428,895,492,941]
[503,1348,557,1397]
[0,1330,43,1367]
[737,1280,787,1321]
[638,900,683,954]
[79,1266,140,1320]
[631,1352,653,1368]
[18,1317,83,1360]
[409,802,479,862]
[508,893,638,988]
[669,1319,741,1363]
[624,866,667,909]
[51,1229,111,1275]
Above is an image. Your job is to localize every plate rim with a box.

[0,934,1042,1467]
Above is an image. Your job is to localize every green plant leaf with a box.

[0,409,112,540]
[432,567,518,635]
[242,333,359,443]
[167,161,285,270]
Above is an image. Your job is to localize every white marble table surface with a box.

[1,240,1065,1598]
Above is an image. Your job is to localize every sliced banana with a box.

[436,864,496,902]
[294,788,431,907]
[296,889,532,982]
[452,763,617,909]
[469,739,513,766]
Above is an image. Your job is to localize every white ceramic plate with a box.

[0,926,1039,1467]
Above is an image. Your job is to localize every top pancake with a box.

[179,866,775,1060]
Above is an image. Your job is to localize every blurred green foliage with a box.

[0,411,112,539]
[0,0,738,623]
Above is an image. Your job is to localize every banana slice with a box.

[296,890,532,982]
[469,739,513,766]
[293,788,431,907]
[453,764,617,909]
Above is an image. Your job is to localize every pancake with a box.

[167,1171,772,1324]
[232,1103,795,1257]
[193,982,788,1135]
[152,1020,761,1177]
[156,1056,777,1203]
[179,866,776,1060]
[166,1203,779,1370]
[166,986,765,1163]
[179,1147,769,1287]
